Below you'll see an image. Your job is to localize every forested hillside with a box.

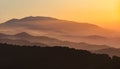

[0,43,120,69]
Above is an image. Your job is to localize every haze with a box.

[0,0,119,31]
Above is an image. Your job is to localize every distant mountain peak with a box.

[20,16,58,21]
[4,16,58,24]
[15,32,31,37]
[5,19,19,23]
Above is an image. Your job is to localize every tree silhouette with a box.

[0,43,119,69]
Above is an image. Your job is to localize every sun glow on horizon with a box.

[0,0,119,31]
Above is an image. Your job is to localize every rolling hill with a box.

[0,32,110,50]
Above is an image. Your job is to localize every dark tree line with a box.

[0,43,120,69]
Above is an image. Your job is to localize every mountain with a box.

[0,32,111,50]
[79,35,120,48]
[94,48,120,57]
[75,35,109,46]
[0,16,114,37]
[0,16,119,47]
[0,38,47,46]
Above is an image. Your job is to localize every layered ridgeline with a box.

[0,43,120,69]
[1,31,120,57]
[94,48,120,57]
[0,32,110,51]
[2,31,120,57]
[0,16,120,47]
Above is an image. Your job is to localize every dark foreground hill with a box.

[0,43,120,69]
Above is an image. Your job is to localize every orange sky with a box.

[0,0,119,31]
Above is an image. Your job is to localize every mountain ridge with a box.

[0,32,111,50]
[0,16,119,48]
[4,16,58,23]
[94,48,120,57]
[0,16,113,36]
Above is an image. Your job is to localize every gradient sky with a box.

[0,0,119,31]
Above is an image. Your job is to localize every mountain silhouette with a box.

[0,16,113,37]
[20,16,58,21]
[0,16,119,47]
[0,43,120,69]
[5,16,58,24]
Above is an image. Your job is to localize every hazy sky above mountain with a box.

[0,0,119,31]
